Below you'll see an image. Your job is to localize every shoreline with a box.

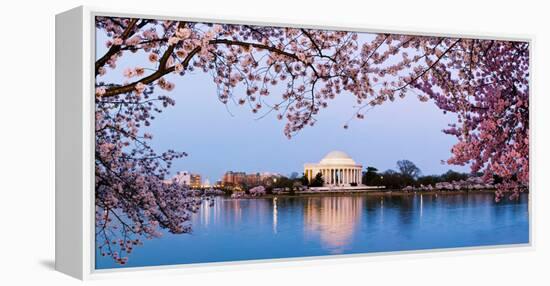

[223,189,529,200]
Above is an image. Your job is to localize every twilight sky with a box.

[96,25,470,183]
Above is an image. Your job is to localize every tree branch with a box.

[392,39,461,92]
[95,19,139,75]
[99,37,320,98]
[101,46,200,97]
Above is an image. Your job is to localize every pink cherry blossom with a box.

[148,53,159,63]
[113,37,123,46]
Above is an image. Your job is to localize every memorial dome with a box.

[319,151,356,165]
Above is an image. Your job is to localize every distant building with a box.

[259,172,282,181]
[222,171,281,187]
[190,174,202,188]
[173,171,191,186]
[222,171,246,185]
[245,173,262,186]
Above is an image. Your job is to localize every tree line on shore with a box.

[363,159,472,190]
[225,159,492,195]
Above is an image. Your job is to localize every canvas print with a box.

[94,16,530,269]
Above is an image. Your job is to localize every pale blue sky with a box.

[96,24,470,183]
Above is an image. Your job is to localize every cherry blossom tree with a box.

[412,40,529,201]
[95,17,529,263]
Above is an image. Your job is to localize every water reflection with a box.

[96,193,529,269]
[303,196,363,253]
[229,199,242,223]
[420,194,423,218]
[273,197,278,234]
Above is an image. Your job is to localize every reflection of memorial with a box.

[273,197,278,234]
[303,196,363,253]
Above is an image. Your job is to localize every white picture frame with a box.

[55,6,533,280]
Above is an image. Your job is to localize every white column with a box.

[343,169,346,184]
[344,168,349,184]
[344,169,347,184]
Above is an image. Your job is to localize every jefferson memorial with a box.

[304,151,363,187]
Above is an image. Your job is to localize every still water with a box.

[96,192,529,269]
